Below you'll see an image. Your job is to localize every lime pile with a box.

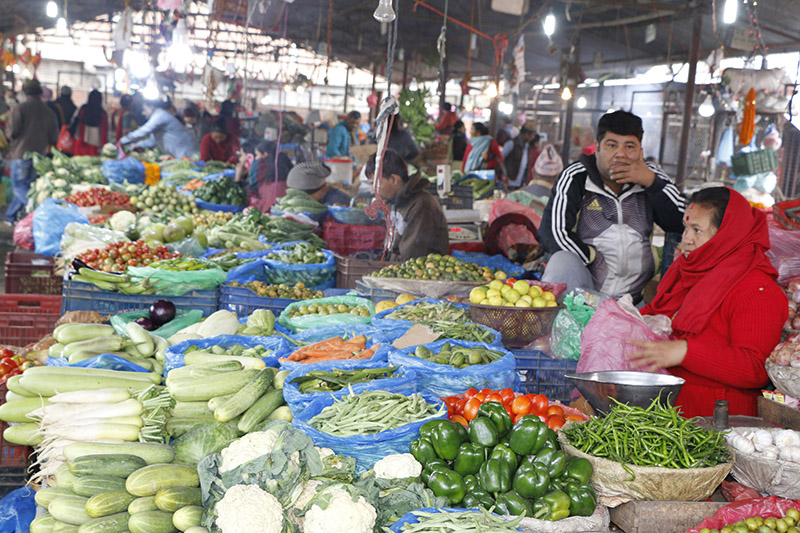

[470,279,558,308]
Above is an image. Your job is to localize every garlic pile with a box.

[768,336,800,367]
[726,428,800,463]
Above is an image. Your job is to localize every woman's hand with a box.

[627,339,688,372]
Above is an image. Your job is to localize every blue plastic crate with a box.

[513,349,578,403]
[354,279,400,304]
[61,279,218,317]
[218,285,297,317]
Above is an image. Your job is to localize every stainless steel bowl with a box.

[565,371,686,413]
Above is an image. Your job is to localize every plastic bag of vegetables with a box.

[102,157,145,184]
[278,296,375,333]
[164,334,291,375]
[111,309,204,339]
[126,265,227,296]
[263,244,336,288]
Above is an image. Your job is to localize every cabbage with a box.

[173,421,241,466]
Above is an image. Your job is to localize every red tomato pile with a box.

[78,240,180,272]
[65,188,132,211]
[442,388,587,431]
[0,348,33,385]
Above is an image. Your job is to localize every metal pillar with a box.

[438,50,449,110]
[561,97,575,164]
[343,66,350,113]
[675,11,703,189]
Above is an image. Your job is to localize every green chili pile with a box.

[385,301,495,343]
[562,396,731,478]
[309,391,445,437]
[289,366,401,393]
[398,509,524,532]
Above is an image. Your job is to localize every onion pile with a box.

[785,279,800,331]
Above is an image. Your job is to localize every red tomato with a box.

[464,388,479,400]
[513,413,527,424]
[474,393,487,403]
[485,393,504,404]
[511,395,532,415]
[479,388,493,396]
[547,405,565,418]
[454,399,467,416]
[506,278,517,286]
[499,388,515,404]
[504,403,514,418]
[463,398,482,421]
[531,394,549,413]
[547,415,566,431]
[566,414,586,422]
[451,414,469,427]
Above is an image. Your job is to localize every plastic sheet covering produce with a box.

[33,199,90,256]
[47,353,151,373]
[0,486,36,533]
[283,360,417,415]
[126,265,226,296]
[292,390,447,473]
[389,339,518,397]
[102,157,145,184]
[164,334,290,375]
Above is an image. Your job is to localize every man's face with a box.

[594,131,643,181]
[371,173,402,203]
[520,130,535,144]
[211,132,227,144]
[345,116,360,131]
[184,115,196,125]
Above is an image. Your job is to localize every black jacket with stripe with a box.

[539,154,685,298]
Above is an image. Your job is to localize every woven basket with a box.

[468,303,561,348]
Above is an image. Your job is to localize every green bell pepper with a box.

[424,419,466,461]
[476,401,513,437]
[410,438,437,465]
[462,489,496,510]
[513,461,550,499]
[564,457,593,484]
[495,490,533,517]
[534,489,571,521]
[490,443,518,473]
[419,419,439,440]
[566,481,597,517]
[463,474,479,492]
[454,442,484,477]
[427,467,466,505]
[468,416,499,448]
[421,458,450,484]
[478,456,513,494]
[508,417,549,456]
[533,448,567,479]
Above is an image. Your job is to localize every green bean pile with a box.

[399,509,524,532]
[309,391,445,437]
[386,302,495,343]
[562,396,731,479]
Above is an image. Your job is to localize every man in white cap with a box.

[287,161,352,206]
[531,144,563,184]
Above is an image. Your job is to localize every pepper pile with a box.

[411,402,596,520]
[65,188,132,211]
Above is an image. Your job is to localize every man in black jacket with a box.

[538,111,685,302]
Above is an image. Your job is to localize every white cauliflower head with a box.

[315,447,335,461]
[373,453,422,480]
[220,430,280,472]
[304,486,377,533]
[216,484,283,533]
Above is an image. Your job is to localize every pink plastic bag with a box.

[688,497,800,533]
[12,213,34,250]
[767,227,800,287]
[577,297,670,374]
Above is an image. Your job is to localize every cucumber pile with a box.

[273,189,327,214]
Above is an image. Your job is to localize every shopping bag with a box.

[55,125,75,153]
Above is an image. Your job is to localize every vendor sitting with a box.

[200,120,238,164]
[628,187,786,418]
[286,161,352,206]
[365,149,449,262]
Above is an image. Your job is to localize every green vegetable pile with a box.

[183,343,275,359]
[236,309,278,337]
[412,343,504,368]
[207,208,325,249]
[412,404,597,520]
[229,280,324,299]
[267,242,326,265]
[386,301,497,343]
[130,181,199,216]
[397,508,524,532]
[148,258,220,271]
[204,252,256,271]
[372,253,497,282]
[193,176,247,206]
[399,88,435,144]
[289,366,401,394]
[274,189,327,214]
[287,302,371,319]
[310,391,446,437]
[562,396,731,477]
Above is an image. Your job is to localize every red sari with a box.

[73,109,109,156]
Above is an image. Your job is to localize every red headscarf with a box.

[647,188,777,336]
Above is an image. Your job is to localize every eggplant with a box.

[135,317,155,331]
[149,300,176,326]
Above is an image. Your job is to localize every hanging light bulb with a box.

[561,86,572,101]
[486,82,498,98]
[56,17,67,32]
[543,13,556,37]
[373,0,396,23]
[577,95,587,108]
[723,0,737,24]
[698,94,715,117]
[296,85,306,95]
[46,1,58,18]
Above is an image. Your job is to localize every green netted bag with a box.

[278,296,375,332]
[126,266,226,296]
[110,309,204,339]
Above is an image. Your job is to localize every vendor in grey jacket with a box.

[119,99,197,159]
[539,111,685,302]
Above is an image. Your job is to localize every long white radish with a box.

[43,423,140,442]
[48,416,143,428]
[23,366,161,384]
[29,402,124,421]
[32,399,144,423]
[49,388,131,404]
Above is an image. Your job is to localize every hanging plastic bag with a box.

[766,227,800,286]
[550,289,607,361]
[278,296,375,332]
[12,213,34,251]
[0,486,35,533]
[163,334,291,375]
[33,199,90,256]
[110,309,204,339]
[283,360,418,415]
[126,265,226,296]
[389,340,518,397]
[292,390,447,473]
[577,296,671,374]
[46,354,151,373]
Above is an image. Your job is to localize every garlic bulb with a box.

[779,445,800,463]
[752,429,774,452]
[730,434,755,455]
[775,429,800,448]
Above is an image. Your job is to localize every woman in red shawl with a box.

[71,90,108,156]
[628,187,786,418]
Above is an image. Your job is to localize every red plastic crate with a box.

[4,252,62,295]
[323,220,386,256]
[0,294,62,347]
[0,383,29,468]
